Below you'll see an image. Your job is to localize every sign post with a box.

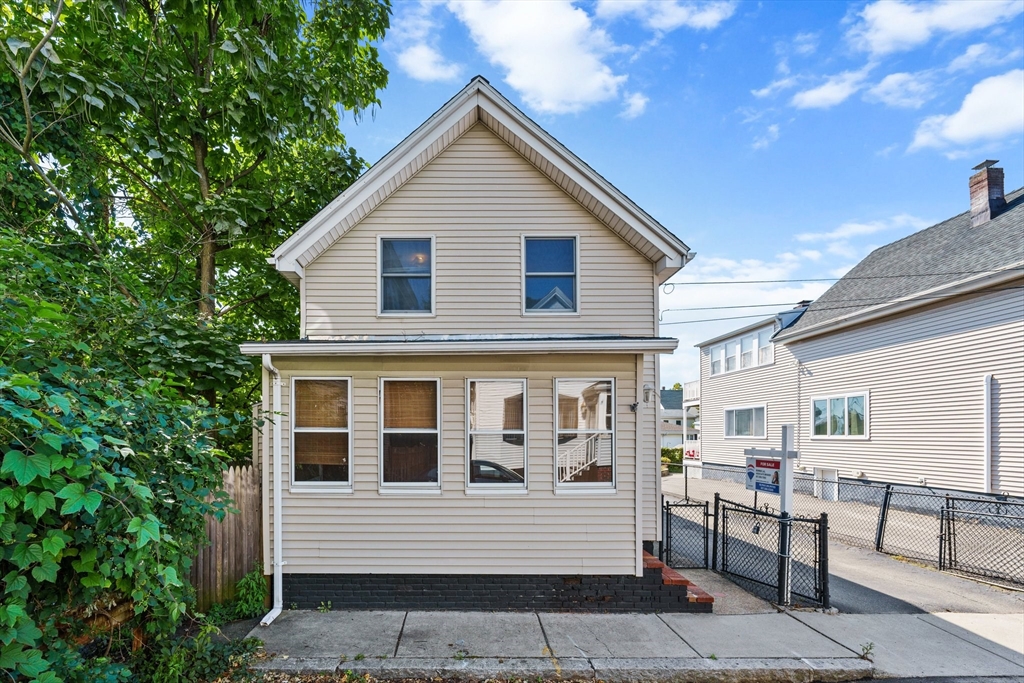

[743,425,798,605]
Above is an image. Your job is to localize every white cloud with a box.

[752,124,780,150]
[791,68,871,109]
[796,214,930,242]
[865,72,933,108]
[397,44,462,82]
[910,69,1024,152]
[595,0,738,32]
[847,0,1024,57]
[751,76,799,99]
[947,42,1024,72]
[448,0,626,114]
[620,92,649,119]
[390,2,463,82]
[793,32,819,56]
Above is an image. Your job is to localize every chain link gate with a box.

[662,499,709,569]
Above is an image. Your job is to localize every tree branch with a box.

[217,291,269,316]
[218,150,266,193]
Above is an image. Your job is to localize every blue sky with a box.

[338,0,1024,383]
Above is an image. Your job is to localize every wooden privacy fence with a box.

[189,464,262,613]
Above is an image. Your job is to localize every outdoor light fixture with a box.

[643,384,653,403]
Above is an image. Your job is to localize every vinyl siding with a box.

[698,338,796,467]
[642,353,658,539]
[791,283,1024,496]
[264,354,641,575]
[303,124,656,337]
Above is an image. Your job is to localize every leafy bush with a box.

[0,234,248,681]
[129,624,259,683]
[662,447,683,464]
[232,565,269,620]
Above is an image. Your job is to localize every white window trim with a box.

[521,234,581,317]
[465,378,528,493]
[553,377,616,492]
[809,390,870,440]
[723,403,767,440]
[378,377,442,492]
[708,325,776,377]
[289,376,353,493]
[377,235,437,317]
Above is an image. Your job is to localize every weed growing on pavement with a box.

[859,642,875,661]
[318,601,332,613]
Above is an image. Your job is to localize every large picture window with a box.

[292,379,351,487]
[724,405,765,438]
[380,379,440,487]
[812,393,867,438]
[467,380,526,489]
[555,379,614,488]
[380,237,433,314]
[524,236,577,312]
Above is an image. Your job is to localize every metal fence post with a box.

[712,492,720,571]
[874,484,893,552]
[703,501,710,569]
[660,495,667,562]
[684,462,689,501]
[820,512,830,609]
[778,512,792,606]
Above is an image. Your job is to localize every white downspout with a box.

[983,374,992,494]
[260,354,284,626]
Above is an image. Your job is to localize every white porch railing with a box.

[558,433,601,482]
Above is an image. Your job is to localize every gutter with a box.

[240,338,679,357]
[260,354,285,626]
[775,265,1024,344]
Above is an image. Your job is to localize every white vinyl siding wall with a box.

[699,339,795,467]
[791,283,1024,496]
[263,354,642,575]
[302,125,656,337]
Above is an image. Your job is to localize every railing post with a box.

[820,512,830,609]
[712,492,720,571]
[875,484,893,552]
[685,462,689,501]
[778,512,792,606]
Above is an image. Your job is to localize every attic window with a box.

[380,237,433,315]
[524,237,577,313]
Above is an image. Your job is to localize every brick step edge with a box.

[643,552,714,605]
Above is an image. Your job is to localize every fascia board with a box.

[695,316,778,348]
[774,264,1024,344]
[271,93,481,275]
[477,87,690,262]
[240,338,679,356]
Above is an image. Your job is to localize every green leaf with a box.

[23,492,55,520]
[83,94,104,109]
[41,534,65,556]
[79,436,99,452]
[5,38,31,55]
[39,433,62,452]
[11,387,40,401]
[1,451,51,486]
[9,544,41,569]
[30,559,58,583]
[220,40,238,53]
[127,515,160,548]
[55,483,102,515]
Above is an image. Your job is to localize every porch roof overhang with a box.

[240,334,679,357]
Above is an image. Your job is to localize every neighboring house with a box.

[698,163,1023,496]
[241,77,695,617]
[659,382,700,459]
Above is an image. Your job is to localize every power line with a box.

[658,285,1024,326]
[662,267,1023,287]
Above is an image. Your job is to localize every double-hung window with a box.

[379,237,433,314]
[555,379,614,488]
[812,393,868,438]
[291,379,351,488]
[709,325,775,376]
[380,379,440,488]
[724,405,765,438]
[467,380,527,489]
[524,236,577,313]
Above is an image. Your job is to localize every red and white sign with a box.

[745,457,781,494]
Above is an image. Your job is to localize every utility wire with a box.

[658,285,1024,326]
[662,267,1023,287]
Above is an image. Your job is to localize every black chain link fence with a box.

[670,462,1024,588]
[663,500,708,569]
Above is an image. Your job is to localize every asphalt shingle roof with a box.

[787,187,1024,334]
[660,389,683,411]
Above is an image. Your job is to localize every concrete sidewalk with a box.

[244,608,1022,681]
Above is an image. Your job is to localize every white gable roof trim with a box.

[269,77,693,286]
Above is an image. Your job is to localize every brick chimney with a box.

[970,160,1005,226]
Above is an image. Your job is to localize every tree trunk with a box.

[199,223,216,318]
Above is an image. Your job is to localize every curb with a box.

[252,655,874,681]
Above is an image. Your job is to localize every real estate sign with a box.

[745,457,781,494]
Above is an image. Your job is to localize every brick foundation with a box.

[282,558,712,613]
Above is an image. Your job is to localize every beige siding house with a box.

[698,165,1024,497]
[242,77,694,619]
